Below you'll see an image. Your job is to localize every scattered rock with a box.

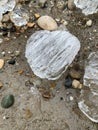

[68,0,75,10]
[78,83,83,89]
[86,19,92,27]
[95,43,98,49]
[0,38,3,44]
[27,22,35,28]
[57,1,65,10]
[37,15,58,31]
[0,81,3,89]
[42,91,51,99]
[69,69,81,79]
[38,0,47,8]
[8,59,16,65]
[15,50,20,57]
[34,13,40,19]
[2,14,10,22]
[25,109,32,118]
[72,79,80,89]
[0,59,4,69]
[65,76,72,88]
[17,70,24,75]
[69,96,74,101]
[1,95,14,108]
[1,51,5,57]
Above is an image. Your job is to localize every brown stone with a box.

[0,82,3,89]
[27,22,35,28]
[68,0,76,10]
[0,59,4,69]
[69,69,81,79]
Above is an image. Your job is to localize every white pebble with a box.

[0,38,3,43]
[86,20,92,27]
[70,96,74,101]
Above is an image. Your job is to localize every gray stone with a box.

[25,30,80,80]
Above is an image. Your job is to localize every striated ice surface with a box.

[25,30,80,80]
[74,0,98,15]
[78,52,98,123]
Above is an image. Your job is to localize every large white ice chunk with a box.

[74,0,98,15]
[25,30,80,80]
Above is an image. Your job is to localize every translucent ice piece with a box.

[25,30,80,80]
[74,0,98,15]
[10,5,29,26]
[78,52,98,123]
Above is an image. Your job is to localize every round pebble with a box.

[69,69,81,79]
[0,81,3,89]
[68,0,75,10]
[72,79,80,89]
[65,76,72,88]
[1,95,14,108]
[38,0,47,8]
[37,15,58,30]
[0,59,4,69]
[0,38,3,44]
[86,19,92,27]
[8,59,16,65]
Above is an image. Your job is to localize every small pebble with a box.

[37,15,58,30]
[72,79,80,89]
[65,76,72,88]
[0,38,3,44]
[0,59,4,69]
[15,51,20,57]
[60,97,63,100]
[42,91,51,99]
[86,20,92,27]
[69,69,81,79]
[1,51,5,56]
[25,109,32,118]
[1,95,14,108]
[38,0,47,8]
[57,1,65,10]
[95,43,98,49]
[27,22,35,28]
[8,59,16,65]
[78,84,83,89]
[0,81,3,89]
[68,0,75,10]
[34,13,40,19]
[69,96,74,101]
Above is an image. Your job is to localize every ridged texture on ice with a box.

[25,30,80,80]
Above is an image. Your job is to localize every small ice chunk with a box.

[10,5,29,26]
